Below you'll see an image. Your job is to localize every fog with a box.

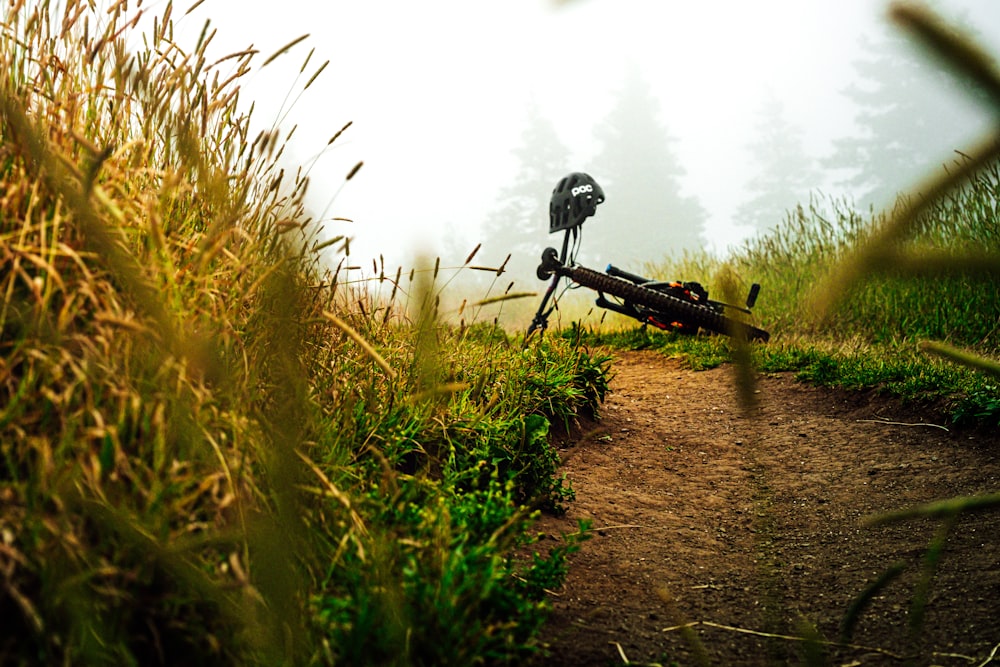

[163,0,1000,282]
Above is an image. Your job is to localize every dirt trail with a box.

[533,350,1000,666]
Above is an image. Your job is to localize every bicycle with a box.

[527,172,770,343]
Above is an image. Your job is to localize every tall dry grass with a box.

[0,0,341,661]
[1,2,609,664]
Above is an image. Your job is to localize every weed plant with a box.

[0,2,609,664]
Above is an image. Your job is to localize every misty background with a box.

[159,0,999,289]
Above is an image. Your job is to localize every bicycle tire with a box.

[558,264,770,342]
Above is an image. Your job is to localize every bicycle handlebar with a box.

[605,264,649,285]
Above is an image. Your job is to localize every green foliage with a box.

[609,149,1000,425]
[950,383,1000,426]
[312,484,592,667]
[0,3,610,665]
[565,324,733,371]
[574,321,1000,426]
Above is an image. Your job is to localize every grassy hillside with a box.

[512,5,1000,427]
[580,6,1000,425]
[591,160,1000,425]
[0,3,610,664]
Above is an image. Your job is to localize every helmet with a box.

[549,172,605,233]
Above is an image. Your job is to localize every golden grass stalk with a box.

[0,94,182,352]
[463,243,482,265]
[406,382,470,404]
[345,160,363,180]
[474,291,537,306]
[891,1,1000,112]
[918,340,1000,378]
[867,492,1000,524]
[261,34,309,67]
[323,310,398,379]
[327,120,353,145]
[862,247,1000,277]
[466,264,509,272]
[295,449,368,540]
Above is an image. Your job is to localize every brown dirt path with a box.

[532,350,1000,666]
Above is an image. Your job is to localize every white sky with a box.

[159,0,1000,267]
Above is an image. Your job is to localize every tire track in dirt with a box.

[532,350,1000,666]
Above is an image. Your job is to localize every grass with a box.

[552,9,1000,661]
[571,324,1000,426]
[576,146,1000,425]
[0,2,609,664]
[2,0,999,665]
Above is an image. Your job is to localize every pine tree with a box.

[823,23,986,209]
[587,63,706,265]
[479,100,571,286]
[736,91,818,235]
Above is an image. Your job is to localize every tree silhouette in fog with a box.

[480,100,570,285]
[824,23,986,210]
[736,91,818,235]
[588,63,706,265]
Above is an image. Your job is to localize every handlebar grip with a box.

[606,264,651,285]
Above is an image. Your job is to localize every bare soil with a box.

[532,350,1000,666]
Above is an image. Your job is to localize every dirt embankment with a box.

[533,350,1000,666]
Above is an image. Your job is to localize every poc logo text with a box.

[571,184,593,196]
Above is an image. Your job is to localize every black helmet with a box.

[549,172,605,233]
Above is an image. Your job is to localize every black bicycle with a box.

[528,172,770,343]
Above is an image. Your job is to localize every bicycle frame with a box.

[527,174,769,342]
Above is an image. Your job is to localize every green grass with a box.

[0,3,609,664]
[587,153,1000,426]
[568,324,1000,426]
[3,1,999,665]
